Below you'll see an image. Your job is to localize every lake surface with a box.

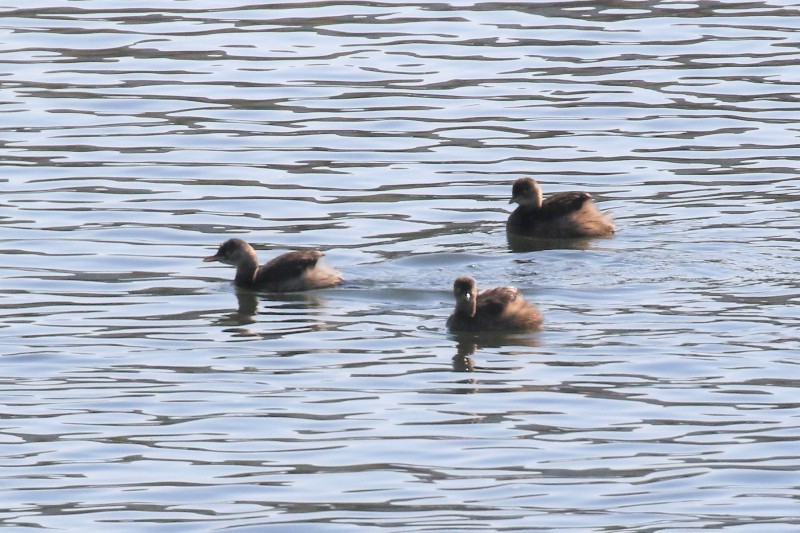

[2,1,799,531]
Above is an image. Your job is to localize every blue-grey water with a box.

[1,1,799,531]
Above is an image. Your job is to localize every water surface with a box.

[1,1,799,531]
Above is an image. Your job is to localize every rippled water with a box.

[2,1,800,531]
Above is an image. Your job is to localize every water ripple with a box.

[1,1,800,531]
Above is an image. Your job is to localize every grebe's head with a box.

[509,177,543,208]
[203,238,257,267]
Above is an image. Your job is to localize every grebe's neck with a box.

[233,248,260,287]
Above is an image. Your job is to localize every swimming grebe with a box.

[203,238,342,292]
[507,177,615,238]
[446,275,542,332]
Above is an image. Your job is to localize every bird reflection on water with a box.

[210,288,331,339]
[506,232,597,253]
[450,333,542,374]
